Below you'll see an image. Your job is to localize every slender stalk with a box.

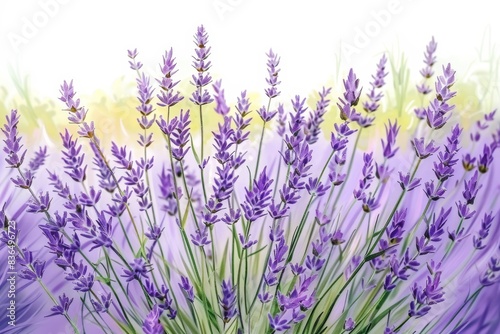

[253,98,272,181]
[332,128,362,209]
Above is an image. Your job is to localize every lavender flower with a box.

[416,37,438,98]
[344,317,355,331]
[473,212,494,250]
[47,293,73,317]
[363,54,388,114]
[2,27,499,334]
[143,304,164,334]
[219,280,238,323]
[264,49,281,98]
[305,87,332,144]
[91,292,112,313]
[425,64,456,129]
[241,167,273,222]
[122,258,150,282]
[2,110,26,168]
[412,137,439,159]
[157,48,184,107]
[190,25,213,106]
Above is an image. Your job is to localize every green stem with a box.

[332,128,362,209]
[253,98,273,181]
[39,279,81,333]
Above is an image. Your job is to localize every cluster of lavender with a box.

[1,28,500,334]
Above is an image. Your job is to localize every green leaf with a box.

[219,240,229,279]
[247,245,267,257]
[356,297,407,333]
[364,244,396,262]
[181,198,191,229]
[95,275,111,285]
[190,134,200,164]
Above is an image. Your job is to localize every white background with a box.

[1,0,499,101]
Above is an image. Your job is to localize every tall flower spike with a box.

[47,293,73,317]
[342,69,362,107]
[2,109,26,168]
[425,63,456,129]
[59,80,88,124]
[219,280,238,323]
[157,48,184,107]
[264,49,281,98]
[241,167,273,222]
[305,87,332,144]
[212,80,230,116]
[381,120,400,159]
[362,54,388,114]
[135,72,156,145]
[411,137,439,159]
[142,305,164,334]
[417,37,438,94]
[337,69,362,122]
[190,25,213,106]
[128,48,143,71]
[473,212,495,250]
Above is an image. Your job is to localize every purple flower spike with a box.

[381,120,400,159]
[212,80,230,115]
[398,172,421,191]
[91,292,112,313]
[416,37,438,97]
[169,110,191,161]
[239,233,258,249]
[462,170,482,205]
[409,270,444,318]
[27,191,52,213]
[420,37,438,78]
[264,49,281,98]
[143,304,164,334]
[179,276,195,302]
[425,63,456,129]
[2,109,27,168]
[191,225,211,247]
[342,69,362,107]
[190,25,213,106]
[257,105,278,122]
[128,48,143,70]
[344,317,355,331]
[480,257,500,286]
[219,280,238,323]
[363,54,388,114]
[268,312,291,332]
[28,146,48,173]
[305,87,332,144]
[122,258,150,282]
[136,73,155,118]
[412,137,439,159]
[156,48,184,108]
[47,293,73,317]
[384,326,396,334]
[424,180,446,201]
[478,143,495,173]
[241,167,273,222]
[473,212,495,250]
